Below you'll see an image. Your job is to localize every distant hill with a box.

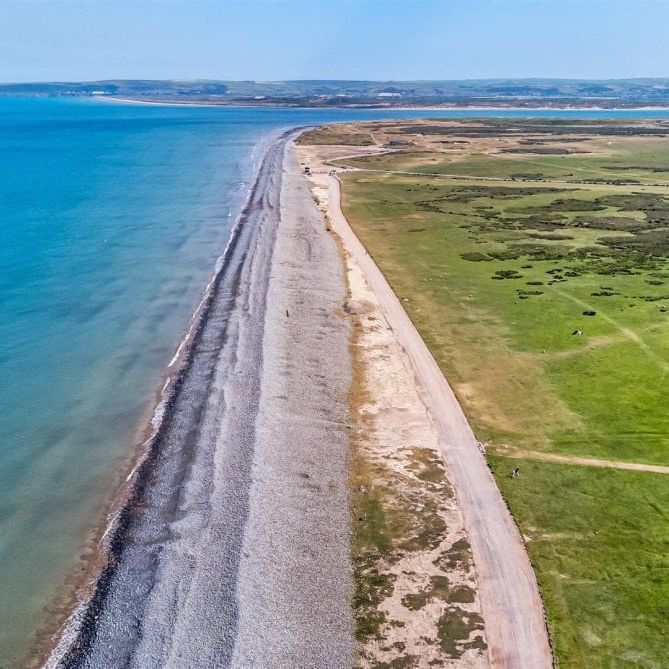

[3,79,669,107]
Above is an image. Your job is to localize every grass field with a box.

[296,124,375,146]
[326,119,669,667]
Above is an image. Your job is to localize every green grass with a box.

[340,134,669,186]
[338,123,669,667]
[491,458,669,668]
[296,125,375,146]
[341,174,669,462]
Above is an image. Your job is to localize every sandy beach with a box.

[45,131,353,668]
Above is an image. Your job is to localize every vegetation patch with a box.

[407,448,449,484]
[297,125,375,146]
[340,259,487,667]
[433,539,471,572]
[502,146,574,155]
[400,591,431,612]
[461,251,492,262]
[436,608,486,658]
[492,269,524,280]
[511,172,545,179]
[374,656,419,669]
[528,232,574,241]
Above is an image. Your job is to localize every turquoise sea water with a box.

[2,99,669,666]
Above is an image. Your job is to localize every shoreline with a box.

[27,127,274,669]
[41,127,354,668]
[38,129,295,668]
[91,96,669,112]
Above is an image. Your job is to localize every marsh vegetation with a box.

[331,119,669,667]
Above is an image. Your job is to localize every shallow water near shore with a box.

[2,98,669,667]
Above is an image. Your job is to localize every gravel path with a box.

[324,174,553,669]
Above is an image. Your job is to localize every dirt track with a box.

[324,173,553,669]
[496,445,669,475]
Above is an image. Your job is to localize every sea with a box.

[2,97,669,667]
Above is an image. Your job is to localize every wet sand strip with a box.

[47,134,353,668]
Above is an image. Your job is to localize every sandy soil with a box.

[298,142,553,669]
[342,236,488,666]
[302,152,488,666]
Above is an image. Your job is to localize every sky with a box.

[1,0,669,82]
